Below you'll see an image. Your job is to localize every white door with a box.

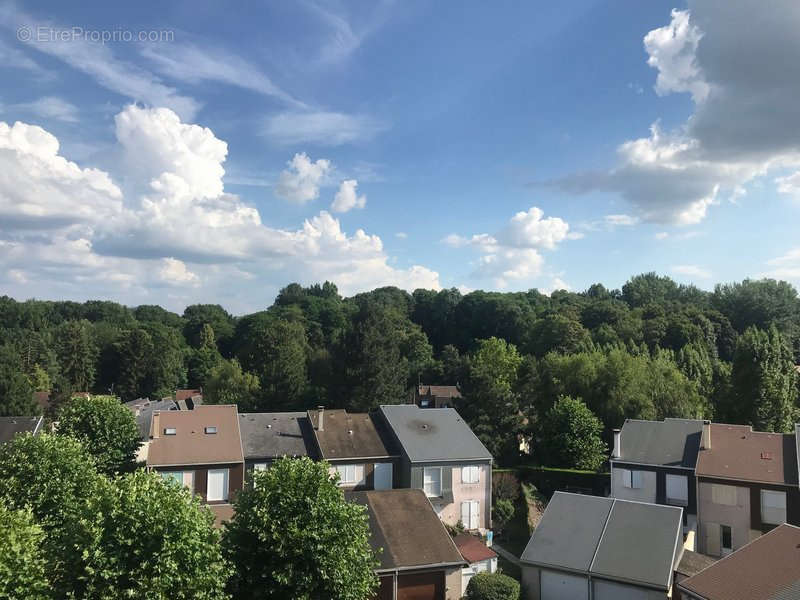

[540,570,588,600]
[207,468,229,501]
[373,463,393,490]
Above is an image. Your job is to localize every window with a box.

[620,469,643,489]
[204,426,217,434]
[461,500,480,529]
[462,466,480,484]
[721,525,732,554]
[666,474,689,506]
[336,464,365,486]
[160,470,194,492]
[164,427,176,435]
[761,490,787,525]
[711,484,738,506]
[424,467,442,497]
[254,463,268,471]
[207,469,229,502]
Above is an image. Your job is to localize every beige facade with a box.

[696,481,754,556]
[445,567,461,600]
[431,463,491,531]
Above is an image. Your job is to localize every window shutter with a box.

[470,501,480,529]
[704,522,721,556]
[442,467,453,503]
[461,502,470,528]
[411,466,424,490]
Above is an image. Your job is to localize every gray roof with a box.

[238,412,310,460]
[378,404,492,463]
[615,418,704,467]
[521,492,683,591]
[0,416,43,443]
[124,398,178,439]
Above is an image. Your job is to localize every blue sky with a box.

[2,0,800,313]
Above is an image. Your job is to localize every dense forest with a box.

[1,273,799,466]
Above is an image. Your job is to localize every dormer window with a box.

[164,427,177,435]
[204,426,218,434]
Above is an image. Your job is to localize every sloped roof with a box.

[615,418,703,467]
[521,492,683,591]
[378,404,492,462]
[678,524,800,600]
[695,423,798,485]
[418,385,461,398]
[307,409,394,460]
[675,550,716,578]
[124,397,178,439]
[348,489,466,572]
[147,405,243,467]
[453,534,497,564]
[238,412,311,460]
[0,416,43,443]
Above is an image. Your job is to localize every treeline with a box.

[1,274,799,465]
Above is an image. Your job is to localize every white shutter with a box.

[373,463,393,490]
[761,490,787,524]
[620,469,632,488]
[630,471,643,489]
[666,474,688,505]
[704,522,721,556]
[470,501,480,529]
[207,469,229,501]
[461,502,470,528]
[711,484,737,506]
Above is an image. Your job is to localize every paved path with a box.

[491,542,522,566]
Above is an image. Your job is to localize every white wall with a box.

[593,579,666,600]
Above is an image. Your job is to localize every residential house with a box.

[348,488,467,600]
[377,404,492,532]
[146,405,244,525]
[175,388,203,410]
[677,523,800,600]
[414,384,461,409]
[0,415,44,443]
[695,421,800,557]
[125,396,179,440]
[238,412,312,473]
[610,418,704,549]
[453,534,497,593]
[307,408,397,491]
[520,492,684,600]
[672,551,716,600]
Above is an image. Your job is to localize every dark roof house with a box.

[678,523,800,600]
[0,415,44,443]
[238,412,312,463]
[307,408,394,461]
[614,418,704,467]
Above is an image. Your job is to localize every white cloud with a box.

[762,248,800,281]
[274,152,332,204]
[671,264,712,279]
[395,232,408,239]
[604,214,638,227]
[655,232,669,240]
[264,111,387,146]
[543,277,571,295]
[159,258,199,285]
[6,96,80,122]
[776,171,800,199]
[331,179,366,213]
[500,207,570,249]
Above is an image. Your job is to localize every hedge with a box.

[465,572,520,600]
[494,465,610,498]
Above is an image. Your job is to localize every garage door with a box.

[593,578,664,600]
[375,575,393,600]
[540,570,588,600]
[398,571,444,600]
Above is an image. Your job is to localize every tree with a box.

[183,304,235,356]
[188,324,223,388]
[622,272,680,308]
[537,396,607,471]
[56,395,141,474]
[492,498,515,531]
[528,314,592,356]
[223,457,378,600]
[115,328,155,401]
[205,359,261,411]
[0,346,37,416]
[465,572,520,600]
[0,433,106,598]
[0,503,49,600]
[729,326,798,432]
[87,470,230,599]
[56,319,97,391]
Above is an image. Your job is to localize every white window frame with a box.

[207,468,229,502]
[336,464,365,486]
[711,483,738,506]
[461,500,480,530]
[160,470,194,492]
[620,469,643,489]
[761,489,787,525]
[666,474,689,506]
[461,465,480,484]
[204,426,217,434]
[164,427,176,435]
[424,467,442,497]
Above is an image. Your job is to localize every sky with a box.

[2,0,800,314]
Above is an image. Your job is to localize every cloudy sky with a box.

[2,0,800,313]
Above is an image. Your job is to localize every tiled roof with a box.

[0,416,43,443]
[418,385,461,398]
[453,534,497,564]
[307,409,394,460]
[238,412,311,460]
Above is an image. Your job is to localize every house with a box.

[348,488,467,600]
[125,397,179,440]
[672,551,716,600]
[377,404,492,532]
[175,388,203,410]
[307,408,397,491]
[0,415,44,443]
[677,523,800,599]
[238,412,312,472]
[694,421,800,557]
[520,492,684,600]
[414,384,461,409]
[146,405,244,520]
[610,418,704,549]
[453,534,497,592]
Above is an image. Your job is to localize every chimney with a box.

[317,406,324,431]
[701,420,711,450]
[612,429,622,459]
[151,412,160,439]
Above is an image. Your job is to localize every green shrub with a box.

[465,572,520,600]
[492,498,515,529]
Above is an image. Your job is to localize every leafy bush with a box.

[492,498,515,530]
[465,572,520,600]
[492,472,520,503]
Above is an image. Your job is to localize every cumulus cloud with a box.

[274,152,332,204]
[551,2,800,225]
[671,264,712,279]
[263,111,387,146]
[331,179,366,213]
[0,107,441,310]
[443,206,574,288]
[775,171,800,200]
[761,248,800,281]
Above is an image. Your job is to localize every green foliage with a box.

[0,345,37,416]
[465,572,520,600]
[188,324,223,388]
[56,395,141,474]
[56,319,97,391]
[205,359,261,411]
[88,470,230,599]
[492,498,515,529]
[0,503,49,600]
[537,396,607,471]
[492,471,520,503]
[223,457,378,600]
